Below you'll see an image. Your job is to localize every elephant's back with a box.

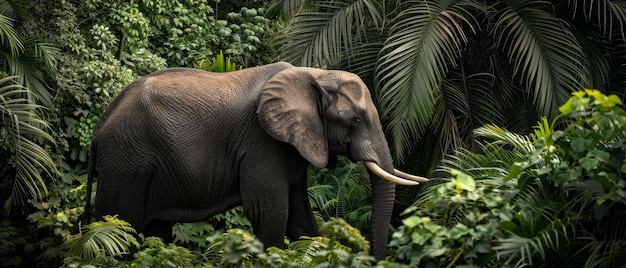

[95,62,294,133]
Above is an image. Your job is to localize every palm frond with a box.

[279,0,383,67]
[434,69,499,155]
[0,0,32,21]
[440,148,518,183]
[579,215,626,268]
[567,0,626,40]
[63,215,139,261]
[267,0,310,19]
[491,0,588,117]
[567,17,613,90]
[473,124,534,154]
[5,37,59,106]
[432,80,465,156]
[374,0,479,163]
[502,90,537,134]
[460,73,501,128]
[0,14,22,55]
[495,219,572,267]
[1,76,56,212]
[339,32,386,82]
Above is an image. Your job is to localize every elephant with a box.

[81,61,428,260]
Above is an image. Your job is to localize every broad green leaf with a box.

[454,171,476,193]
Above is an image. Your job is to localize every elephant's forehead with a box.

[339,77,371,108]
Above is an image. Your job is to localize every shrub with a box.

[387,90,626,267]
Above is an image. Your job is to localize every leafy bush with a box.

[131,237,198,268]
[387,90,626,267]
[60,217,373,267]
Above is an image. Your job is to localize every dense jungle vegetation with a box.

[1,0,625,267]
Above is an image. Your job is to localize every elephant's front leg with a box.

[240,177,289,248]
[286,176,319,240]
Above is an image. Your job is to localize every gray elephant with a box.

[82,62,427,260]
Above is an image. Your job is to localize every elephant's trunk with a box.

[369,173,396,261]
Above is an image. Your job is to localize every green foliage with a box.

[265,218,375,266]
[172,221,216,249]
[308,157,372,233]
[387,90,626,267]
[203,229,267,266]
[23,159,88,262]
[194,51,243,72]
[209,206,252,232]
[63,215,139,262]
[318,218,370,254]
[215,7,276,67]
[130,237,198,268]
[276,0,626,171]
[0,75,57,211]
[388,170,514,267]
[0,220,25,266]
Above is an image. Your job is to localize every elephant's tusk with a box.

[394,169,429,182]
[364,161,420,186]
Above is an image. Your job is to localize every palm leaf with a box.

[491,0,588,117]
[267,0,310,19]
[63,215,139,261]
[503,90,537,134]
[1,76,56,212]
[434,69,499,155]
[0,0,32,21]
[0,14,21,55]
[4,37,59,106]
[566,0,626,40]
[473,124,534,154]
[374,0,479,163]
[340,32,386,82]
[495,219,572,267]
[279,0,383,67]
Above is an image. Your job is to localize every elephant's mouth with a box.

[363,161,429,185]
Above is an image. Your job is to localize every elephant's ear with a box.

[257,67,336,168]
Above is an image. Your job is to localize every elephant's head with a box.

[257,67,427,259]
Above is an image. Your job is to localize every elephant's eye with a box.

[352,116,361,126]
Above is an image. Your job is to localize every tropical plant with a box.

[271,0,626,172]
[195,50,243,72]
[387,90,626,267]
[62,215,139,263]
[0,76,56,212]
[0,0,58,212]
[130,237,198,268]
[307,157,373,234]
[0,0,60,107]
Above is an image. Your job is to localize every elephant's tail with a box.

[77,140,97,234]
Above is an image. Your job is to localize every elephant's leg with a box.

[286,177,319,241]
[240,176,290,248]
[143,219,173,243]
